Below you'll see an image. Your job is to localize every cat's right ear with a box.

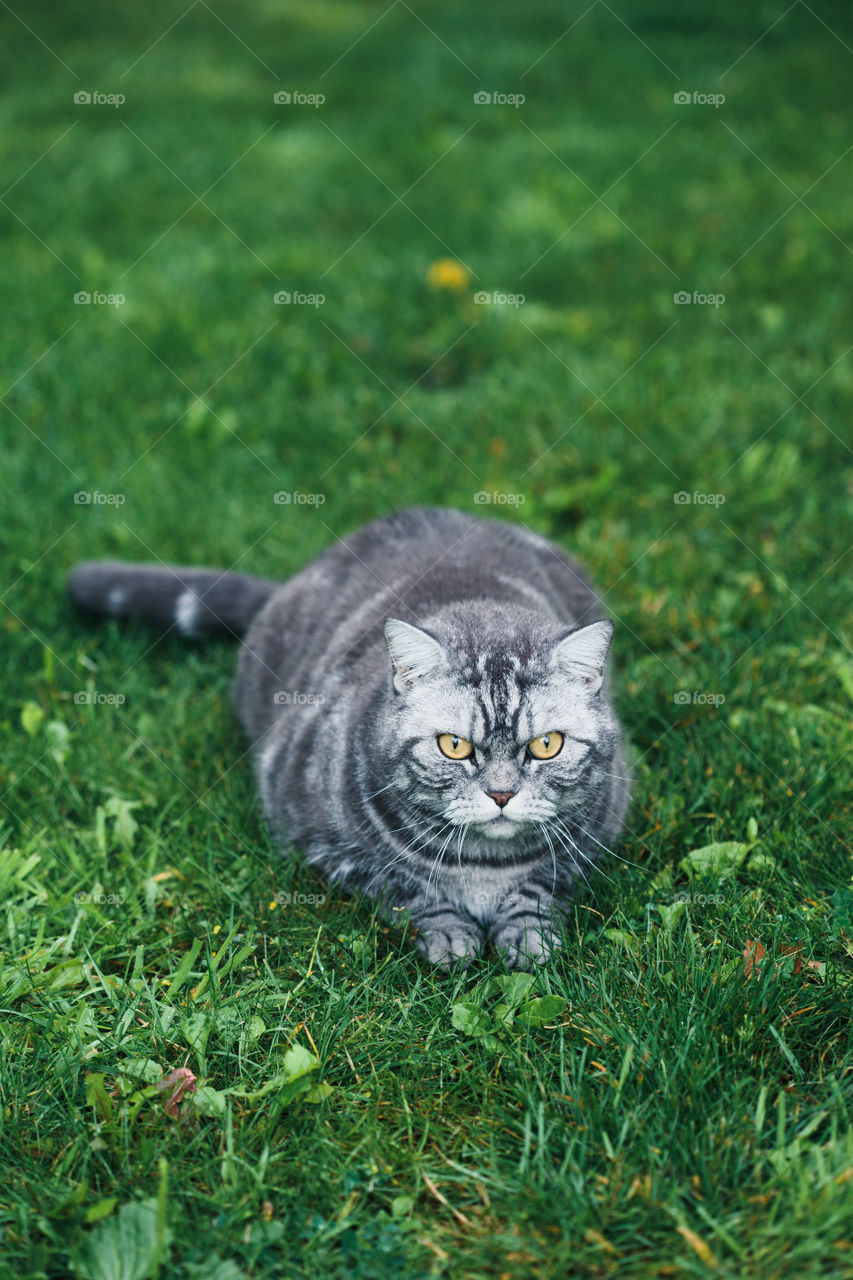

[384,619,449,695]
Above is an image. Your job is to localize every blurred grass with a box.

[1,1,853,1277]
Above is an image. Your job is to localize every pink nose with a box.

[488,791,515,809]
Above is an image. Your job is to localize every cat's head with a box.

[381,607,621,850]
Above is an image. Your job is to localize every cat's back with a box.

[344,506,600,622]
[250,506,602,659]
[245,507,599,667]
[328,506,596,606]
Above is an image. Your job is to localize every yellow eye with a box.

[437,733,474,760]
[527,732,564,760]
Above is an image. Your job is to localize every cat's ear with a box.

[550,620,613,693]
[384,619,449,695]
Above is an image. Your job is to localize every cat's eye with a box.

[527,732,564,760]
[437,733,474,760]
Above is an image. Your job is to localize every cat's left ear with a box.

[384,619,449,695]
[550,619,613,694]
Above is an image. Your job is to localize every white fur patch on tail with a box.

[106,587,126,615]
[175,588,201,637]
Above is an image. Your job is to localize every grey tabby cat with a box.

[68,507,629,968]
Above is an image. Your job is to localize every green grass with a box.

[2,1,853,1275]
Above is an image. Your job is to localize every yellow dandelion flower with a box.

[426,258,469,291]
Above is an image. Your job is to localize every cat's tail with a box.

[67,562,280,639]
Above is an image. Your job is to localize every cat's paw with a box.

[414,917,484,969]
[492,917,561,969]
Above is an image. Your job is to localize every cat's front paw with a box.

[414,915,484,969]
[492,916,561,969]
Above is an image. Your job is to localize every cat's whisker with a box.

[548,808,607,860]
[549,822,596,889]
[549,819,618,890]
[535,821,558,899]
[455,822,472,887]
[363,781,401,803]
[564,816,644,871]
[425,825,458,903]
[364,818,454,893]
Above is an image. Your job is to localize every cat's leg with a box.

[408,900,485,969]
[491,895,564,969]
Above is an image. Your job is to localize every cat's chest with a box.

[457,863,542,923]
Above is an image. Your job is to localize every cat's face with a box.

[382,615,618,849]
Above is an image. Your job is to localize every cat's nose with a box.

[487,791,515,809]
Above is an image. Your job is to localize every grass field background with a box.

[1,2,852,1276]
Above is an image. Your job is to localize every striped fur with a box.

[67,561,278,638]
[69,508,629,967]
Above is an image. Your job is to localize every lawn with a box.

[1,1,852,1276]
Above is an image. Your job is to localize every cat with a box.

[67,507,629,968]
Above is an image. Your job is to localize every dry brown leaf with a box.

[676,1224,718,1267]
[744,938,766,977]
